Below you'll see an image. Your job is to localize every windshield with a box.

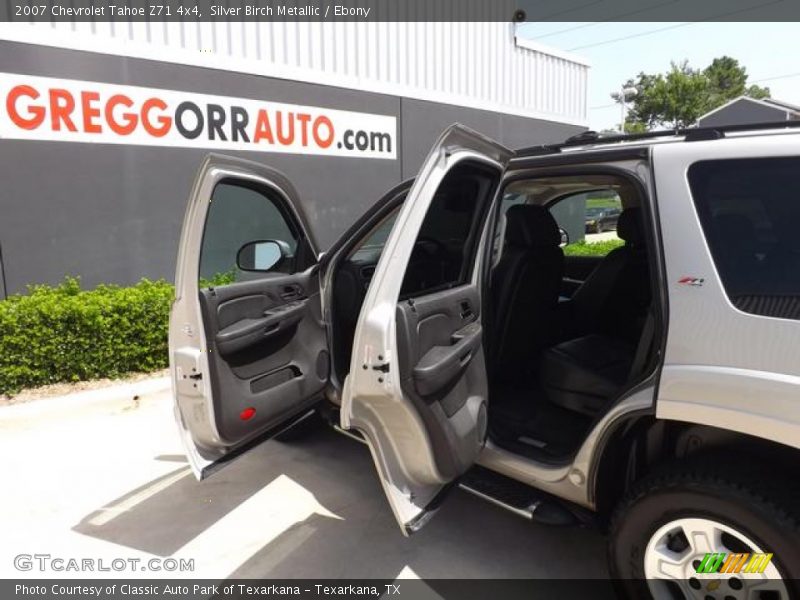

[586,207,606,217]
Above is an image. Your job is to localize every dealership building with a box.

[0,21,588,296]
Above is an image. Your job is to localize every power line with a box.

[566,0,786,52]
[750,71,800,83]
[531,0,680,41]
[569,21,694,51]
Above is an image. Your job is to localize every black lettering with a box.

[371,132,392,153]
[343,129,355,150]
[175,102,204,139]
[230,106,250,143]
[355,130,369,151]
[206,104,227,141]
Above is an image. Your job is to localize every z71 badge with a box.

[678,276,705,286]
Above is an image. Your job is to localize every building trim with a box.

[514,34,591,68]
[0,24,589,127]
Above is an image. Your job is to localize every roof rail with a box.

[515,119,800,158]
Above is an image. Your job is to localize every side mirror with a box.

[558,227,570,248]
[236,240,287,272]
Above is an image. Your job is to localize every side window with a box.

[493,182,624,263]
[401,162,499,297]
[550,191,623,257]
[199,181,307,286]
[688,158,800,320]
[350,206,401,258]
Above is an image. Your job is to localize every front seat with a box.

[540,208,651,416]
[491,205,564,383]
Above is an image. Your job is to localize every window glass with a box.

[553,191,623,257]
[688,158,800,320]
[493,182,624,263]
[357,208,400,253]
[199,181,302,286]
[400,163,498,297]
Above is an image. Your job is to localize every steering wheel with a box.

[413,236,449,259]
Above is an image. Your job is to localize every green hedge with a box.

[564,239,625,256]
[0,277,174,395]
[0,242,623,395]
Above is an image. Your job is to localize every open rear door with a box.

[170,154,329,479]
[341,125,512,533]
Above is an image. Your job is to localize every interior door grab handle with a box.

[412,322,482,396]
[215,299,307,355]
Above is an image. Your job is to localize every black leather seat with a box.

[491,205,564,382]
[568,207,651,343]
[540,334,635,416]
[540,208,650,416]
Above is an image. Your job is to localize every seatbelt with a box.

[628,310,656,381]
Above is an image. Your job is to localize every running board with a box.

[459,467,580,526]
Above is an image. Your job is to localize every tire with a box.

[608,464,800,600]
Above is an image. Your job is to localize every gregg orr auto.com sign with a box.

[0,73,396,159]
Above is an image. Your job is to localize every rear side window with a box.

[688,158,800,320]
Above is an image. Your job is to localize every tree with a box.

[618,56,771,130]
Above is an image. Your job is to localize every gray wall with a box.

[698,99,787,128]
[0,41,582,295]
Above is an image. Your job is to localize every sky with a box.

[517,22,800,130]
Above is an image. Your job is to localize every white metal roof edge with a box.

[0,25,590,128]
[513,34,592,68]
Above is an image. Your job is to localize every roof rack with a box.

[515,119,800,158]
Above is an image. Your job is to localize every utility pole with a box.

[614,86,638,133]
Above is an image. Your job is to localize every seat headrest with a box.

[504,205,560,248]
[617,208,644,245]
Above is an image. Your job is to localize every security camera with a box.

[512,9,526,22]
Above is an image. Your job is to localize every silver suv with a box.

[169,123,800,598]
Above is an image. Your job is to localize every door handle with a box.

[459,300,474,321]
[280,284,303,301]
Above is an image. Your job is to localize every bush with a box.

[0,277,174,395]
[564,239,624,256]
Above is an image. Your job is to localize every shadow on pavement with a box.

[74,427,608,578]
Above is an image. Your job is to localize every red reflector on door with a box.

[240,407,256,421]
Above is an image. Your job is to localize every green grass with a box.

[564,238,624,256]
[586,197,622,209]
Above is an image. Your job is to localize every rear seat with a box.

[540,334,634,416]
[540,208,650,416]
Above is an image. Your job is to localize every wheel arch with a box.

[592,416,800,519]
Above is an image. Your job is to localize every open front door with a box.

[341,125,512,533]
[170,154,329,480]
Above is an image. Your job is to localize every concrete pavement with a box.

[0,386,607,580]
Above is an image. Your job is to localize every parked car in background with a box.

[585,206,620,233]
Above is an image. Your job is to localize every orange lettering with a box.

[6,85,45,130]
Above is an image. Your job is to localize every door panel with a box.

[170,154,327,479]
[198,273,328,447]
[396,286,487,479]
[341,124,511,532]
